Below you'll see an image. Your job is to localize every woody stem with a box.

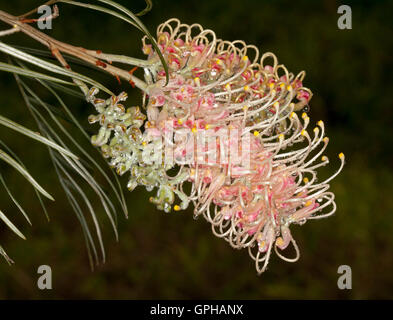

[0,9,150,92]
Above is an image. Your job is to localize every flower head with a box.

[88,18,344,274]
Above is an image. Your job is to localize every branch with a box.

[0,9,149,92]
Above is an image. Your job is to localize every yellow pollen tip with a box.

[205,124,210,130]
[280,83,285,88]
[318,120,324,127]
[242,105,248,111]
[313,127,319,133]
[177,118,183,125]
[142,141,147,146]
[276,237,284,247]
[279,133,284,140]
[322,155,328,162]
[290,112,295,118]
[289,103,295,109]
[244,85,250,91]
[303,177,309,183]
[174,205,181,211]
[273,102,279,108]
[305,200,312,207]
[302,112,307,119]
[301,129,306,136]
[271,89,276,95]
[194,77,200,84]
[225,83,231,90]
[323,137,329,143]
[339,152,345,159]
[216,59,223,65]
[269,83,275,89]
[242,55,248,61]
[260,240,266,247]
[192,127,197,133]
[287,85,293,91]
[253,131,260,137]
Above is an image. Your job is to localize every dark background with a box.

[0,0,392,299]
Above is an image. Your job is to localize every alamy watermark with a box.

[337,265,352,290]
[337,5,352,30]
[37,265,52,290]
[142,120,252,170]
[35,5,59,30]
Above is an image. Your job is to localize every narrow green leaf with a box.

[58,0,169,85]
[20,86,119,244]
[59,0,141,30]
[54,160,100,268]
[37,80,128,216]
[0,62,75,85]
[0,245,14,265]
[0,114,79,160]
[0,41,114,95]
[94,0,169,84]
[0,149,54,201]
[51,151,106,262]
[12,45,106,73]
[0,209,26,240]
[0,174,32,225]
[0,139,49,221]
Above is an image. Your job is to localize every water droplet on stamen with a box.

[302,105,310,113]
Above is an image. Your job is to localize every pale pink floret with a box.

[135,18,344,274]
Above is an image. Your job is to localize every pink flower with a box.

[128,18,346,274]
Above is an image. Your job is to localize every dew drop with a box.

[302,105,310,113]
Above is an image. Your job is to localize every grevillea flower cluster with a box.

[87,18,344,274]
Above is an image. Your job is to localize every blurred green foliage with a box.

[0,0,392,299]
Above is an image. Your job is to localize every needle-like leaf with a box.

[0,42,114,95]
[0,149,54,201]
[0,114,79,160]
[0,209,26,240]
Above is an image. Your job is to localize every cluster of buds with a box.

[86,87,190,212]
[87,18,344,274]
